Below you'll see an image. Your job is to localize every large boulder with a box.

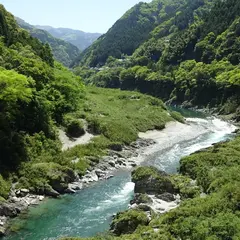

[156,193,175,202]
[132,166,174,195]
[0,203,17,217]
[110,209,149,236]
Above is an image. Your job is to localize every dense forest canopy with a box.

[0,4,84,175]
[74,0,240,121]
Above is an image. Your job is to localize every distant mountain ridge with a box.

[16,17,80,67]
[35,25,102,51]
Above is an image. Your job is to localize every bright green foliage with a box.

[80,86,171,144]
[0,5,84,193]
[132,166,163,182]
[170,111,185,123]
[0,69,34,170]
[17,162,75,193]
[60,86,172,175]
[0,68,33,102]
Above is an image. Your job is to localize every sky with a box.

[0,0,152,33]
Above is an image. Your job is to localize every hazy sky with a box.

[0,0,152,33]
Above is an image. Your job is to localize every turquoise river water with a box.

[3,109,237,240]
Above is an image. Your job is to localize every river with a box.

[3,110,237,240]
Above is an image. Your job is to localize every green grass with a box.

[13,86,175,193]
[59,86,173,175]
[79,86,172,143]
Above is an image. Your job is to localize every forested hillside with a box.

[0,3,84,194]
[74,0,240,120]
[36,25,101,51]
[72,0,193,67]
[16,17,80,67]
[0,4,175,204]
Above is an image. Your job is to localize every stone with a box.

[116,159,124,165]
[156,193,175,202]
[0,203,18,217]
[0,226,6,237]
[110,210,149,236]
[105,175,114,180]
[95,169,105,178]
[108,161,115,167]
[50,180,68,194]
[71,158,80,164]
[44,187,60,198]
[137,204,152,212]
[132,167,174,195]
[65,188,76,194]
[109,143,123,152]
[38,196,44,201]
[68,182,82,191]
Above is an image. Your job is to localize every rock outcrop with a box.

[110,209,150,236]
[132,166,175,194]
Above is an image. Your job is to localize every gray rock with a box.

[15,189,30,198]
[71,158,80,164]
[156,193,175,202]
[116,159,124,165]
[109,143,123,152]
[65,188,76,194]
[137,204,152,212]
[95,169,105,178]
[108,161,115,167]
[132,167,174,195]
[0,203,18,217]
[105,175,114,180]
[68,182,82,191]
[44,187,60,198]
[38,196,44,201]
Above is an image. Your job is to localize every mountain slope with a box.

[0,3,84,192]
[73,0,207,67]
[16,17,80,67]
[36,25,101,51]
[74,0,240,120]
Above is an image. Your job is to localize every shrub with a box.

[0,175,11,199]
[170,111,185,123]
[66,120,85,138]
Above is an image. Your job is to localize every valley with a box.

[0,0,239,239]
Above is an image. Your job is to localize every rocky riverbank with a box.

[110,166,189,236]
[1,118,234,237]
[0,137,157,236]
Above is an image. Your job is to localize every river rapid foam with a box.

[4,117,237,240]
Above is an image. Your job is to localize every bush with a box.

[170,111,185,123]
[0,175,11,199]
[66,120,85,138]
[111,209,149,236]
